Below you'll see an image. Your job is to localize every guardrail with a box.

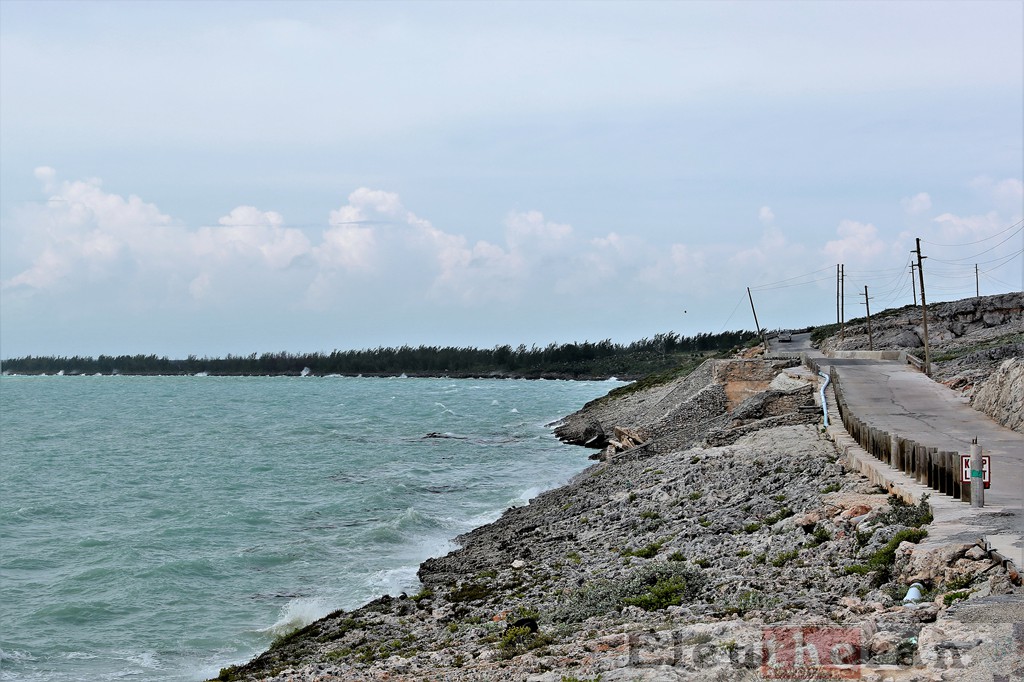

[829,367,974,503]
[902,352,925,371]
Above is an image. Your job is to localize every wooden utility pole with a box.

[747,287,768,354]
[975,264,980,298]
[862,285,873,350]
[913,238,931,375]
[840,264,845,339]
[836,264,841,326]
[910,263,918,306]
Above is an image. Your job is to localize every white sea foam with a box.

[0,648,37,662]
[367,565,421,597]
[264,597,334,637]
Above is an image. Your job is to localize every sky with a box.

[1,0,1022,359]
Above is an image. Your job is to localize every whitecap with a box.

[0,648,36,662]
[367,565,421,598]
[263,596,334,638]
[122,650,160,669]
[63,651,97,660]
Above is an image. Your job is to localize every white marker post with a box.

[970,439,984,508]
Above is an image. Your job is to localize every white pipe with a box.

[818,370,830,428]
[902,582,925,603]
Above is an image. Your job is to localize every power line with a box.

[753,275,835,291]
[922,218,1023,247]
[749,265,835,290]
[929,224,1024,263]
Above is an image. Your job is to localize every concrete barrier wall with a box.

[828,367,967,503]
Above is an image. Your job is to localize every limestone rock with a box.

[970,357,1024,432]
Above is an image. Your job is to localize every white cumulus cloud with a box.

[901,192,932,215]
[822,220,889,265]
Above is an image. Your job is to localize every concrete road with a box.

[812,352,1023,570]
[815,357,1023,509]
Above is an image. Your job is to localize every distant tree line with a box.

[1,330,758,379]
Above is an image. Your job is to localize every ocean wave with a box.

[262,596,335,638]
[0,648,37,663]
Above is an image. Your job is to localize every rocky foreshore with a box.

[213,349,1022,682]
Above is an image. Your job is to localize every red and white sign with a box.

[960,454,991,489]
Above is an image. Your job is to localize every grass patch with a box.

[448,581,495,603]
[621,540,664,559]
[771,549,800,567]
[553,563,704,622]
[943,590,971,607]
[846,528,928,582]
[764,507,795,525]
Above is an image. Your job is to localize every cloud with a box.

[901,192,932,215]
[931,211,1008,245]
[6,169,1019,357]
[194,206,311,270]
[970,176,1024,213]
[822,220,889,264]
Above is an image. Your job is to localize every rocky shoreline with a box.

[213,349,1021,681]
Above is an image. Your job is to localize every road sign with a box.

[960,454,991,489]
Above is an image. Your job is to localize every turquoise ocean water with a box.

[0,375,619,681]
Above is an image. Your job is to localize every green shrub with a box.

[882,494,933,528]
[771,549,800,567]
[497,625,553,659]
[943,590,970,606]
[553,563,704,622]
[448,582,495,603]
[621,541,664,559]
[810,525,831,546]
[764,507,794,525]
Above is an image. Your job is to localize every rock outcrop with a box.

[970,356,1024,432]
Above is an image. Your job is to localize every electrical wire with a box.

[922,218,1024,247]
[749,265,835,290]
[718,296,746,333]
[929,225,1024,263]
[752,275,835,291]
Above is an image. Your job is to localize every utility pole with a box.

[747,287,768,355]
[840,264,845,339]
[913,238,931,376]
[862,285,873,351]
[836,264,841,326]
[975,264,980,298]
[910,262,918,306]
